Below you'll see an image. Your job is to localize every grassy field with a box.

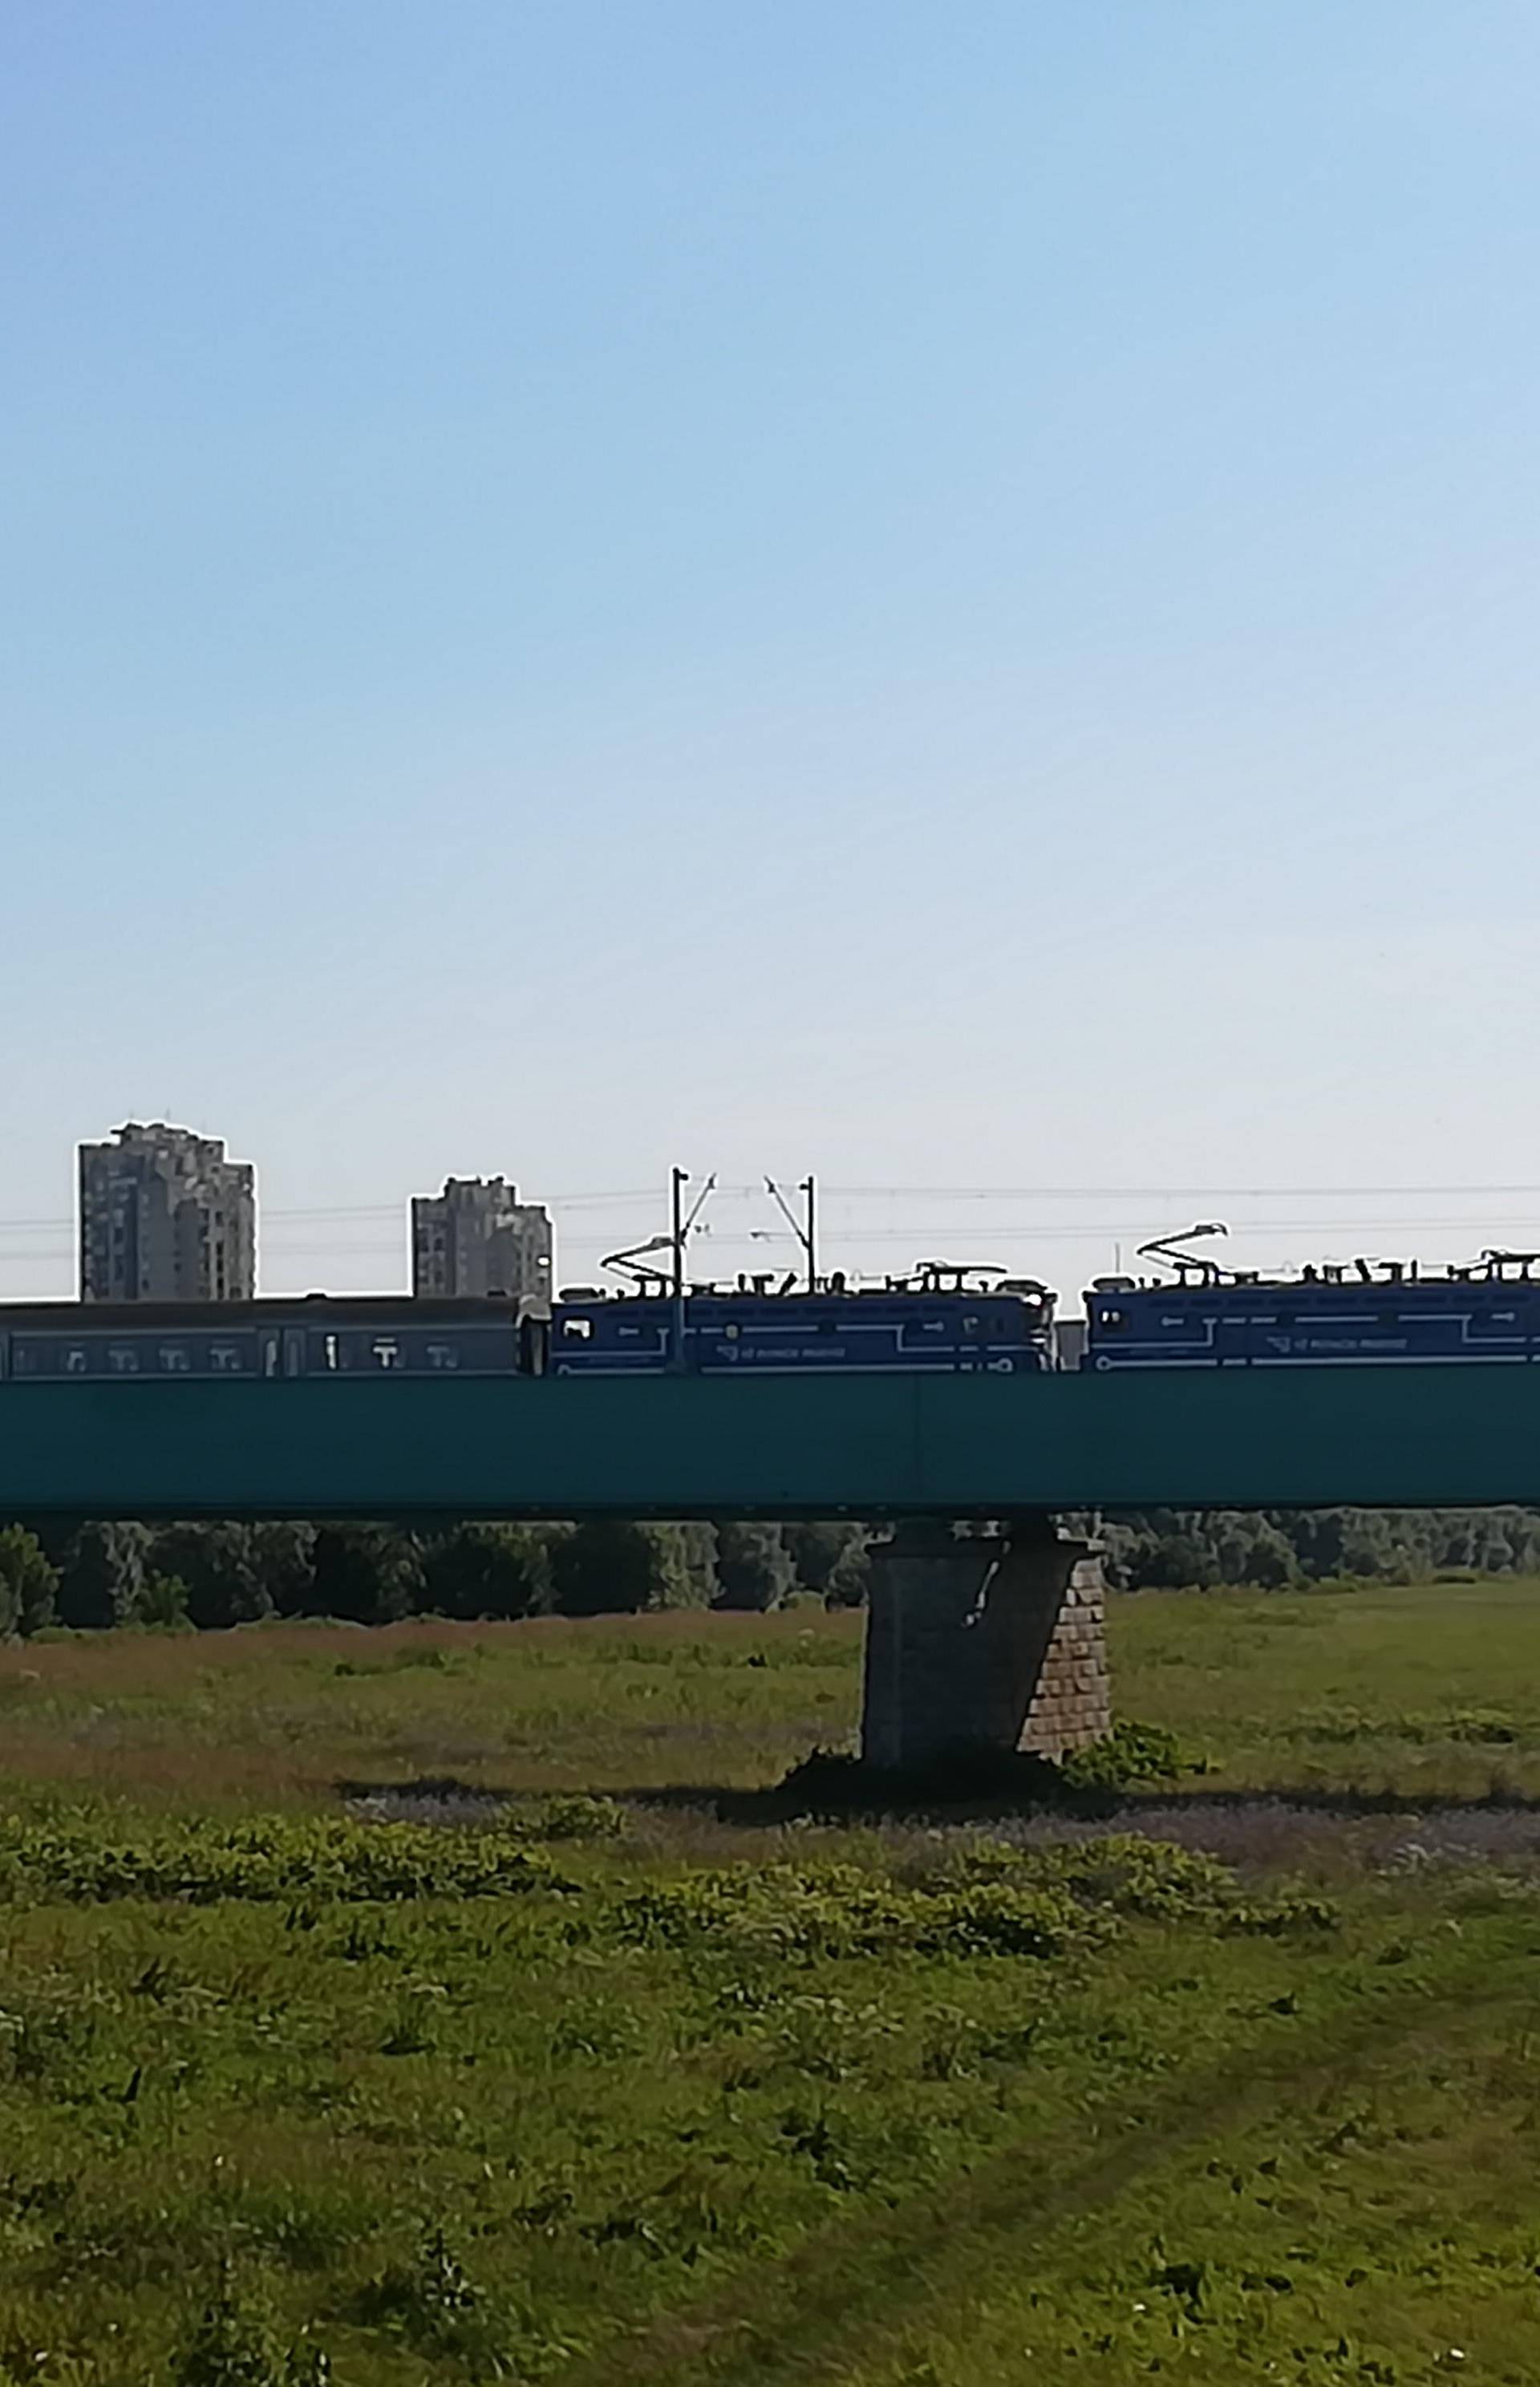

[8,1577,1540,1813]
[2,1585,1540,2382]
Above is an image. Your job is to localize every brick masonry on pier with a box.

[1017,1554,1111,1758]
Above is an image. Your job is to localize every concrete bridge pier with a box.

[860,1515,1111,1773]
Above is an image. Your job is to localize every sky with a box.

[3,1,1539,1302]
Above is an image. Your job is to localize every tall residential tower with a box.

[411,1177,553,1302]
[78,1122,257,1303]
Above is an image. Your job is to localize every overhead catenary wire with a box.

[6,1171,1540,1296]
[18,1209,1540,1246]
[817,1184,1540,1201]
[6,1181,1540,1242]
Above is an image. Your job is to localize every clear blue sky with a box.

[4,2,1538,1296]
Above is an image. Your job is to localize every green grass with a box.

[10,1578,1540,1815]
[1113,1576,1540,1800]
[0,1611,863,1811]
[2,1587,1540,2381]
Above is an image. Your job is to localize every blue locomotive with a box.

[550,1267,1056,1376]
[1082,1251,1540,1371]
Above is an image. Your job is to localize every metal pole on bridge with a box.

[670,1167,687,1372]
[764,1173,819,1291]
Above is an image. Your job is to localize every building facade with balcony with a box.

[410,1177,553,1302]
[78,1122,257,1303]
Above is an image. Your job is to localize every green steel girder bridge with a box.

[1,1365,1538,1518]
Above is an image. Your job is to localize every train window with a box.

[107,1347,140,1374]
[561,1318,593,1340]
[425,1343,459,1369]
[209,1346,242,1372]
[962,1315,981,1335]
[371,1339,402,1369]
[724,1322,740,1339]
[1098,1311,1127,1332]
[158,1347,191,1372]
[64,1348,88,1373]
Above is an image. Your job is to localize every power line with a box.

[577,1217,1540,1247]
[3,1181,1539,1261]
[6,1178,1540,1231]
[16,1210,1540,1250]
[819,1184,1540,1202]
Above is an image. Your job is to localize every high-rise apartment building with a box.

[411,1177,553,1302]
[78,1123,257,1303]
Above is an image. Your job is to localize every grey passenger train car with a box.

[0,1297,548,1382]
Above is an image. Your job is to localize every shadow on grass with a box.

[334,1756,1540,1829]
[616,1782,1540,1828]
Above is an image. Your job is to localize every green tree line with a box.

[1,1506,1537,1639]
[0,1518,873,1636]
[1098,1506,1540,1590]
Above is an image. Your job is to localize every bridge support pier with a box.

[860,1516,1110,1773]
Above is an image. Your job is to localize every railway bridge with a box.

[2,1365,1534,1772]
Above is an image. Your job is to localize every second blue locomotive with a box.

[1082,1254,1540,1369]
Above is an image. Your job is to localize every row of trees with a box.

[0,1517,873,1637]
[1098,1506,1540,1589]
[2,1506,1537,1637]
